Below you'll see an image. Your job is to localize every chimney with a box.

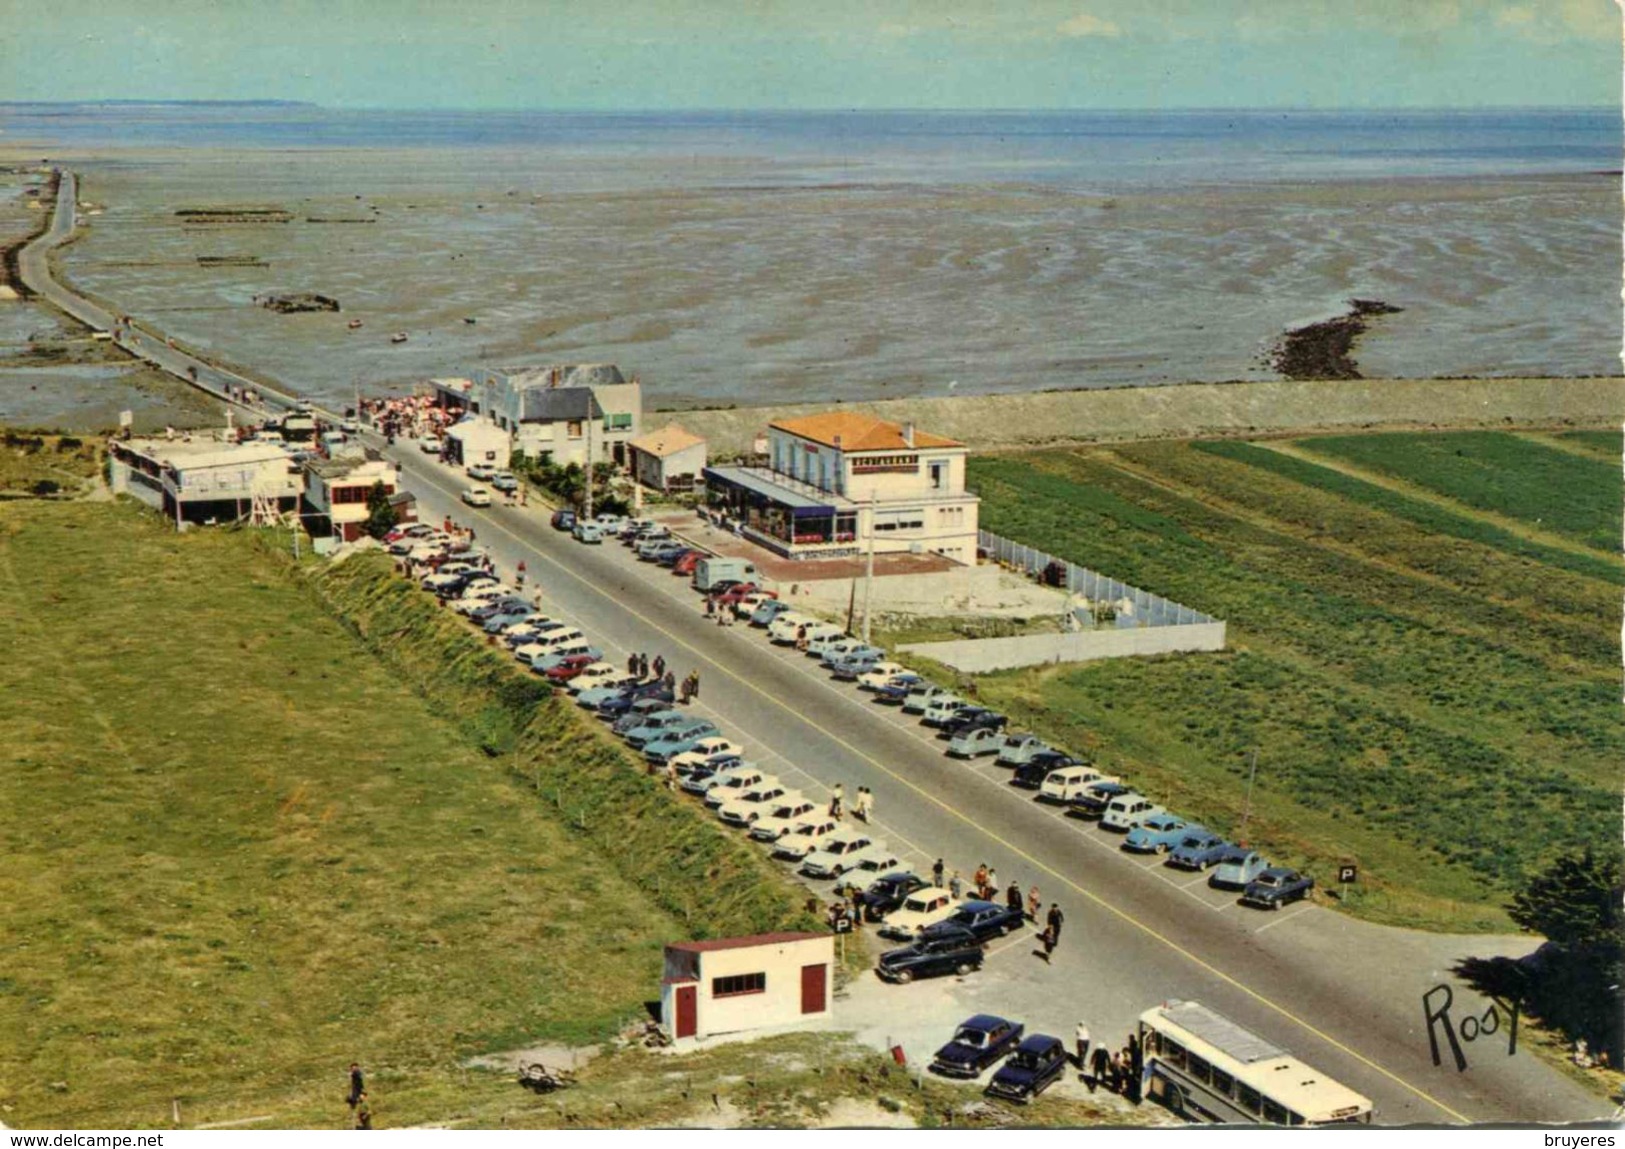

[833,434,842,449]
[902,422,915,448]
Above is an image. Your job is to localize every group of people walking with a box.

[625,651,700,704]
[826,782,874,822]
[1075,1024,1144,1101]
[927,858,1067,961]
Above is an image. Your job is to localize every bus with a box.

[1138,1000,1375,1126]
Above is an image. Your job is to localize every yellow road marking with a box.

[403,455,1471,1124]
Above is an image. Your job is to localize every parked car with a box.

[829,652,887,681]
[637,538,685,562]
[802,626,851,657]
[815,637,868,666]
[593,513,628,534]
[748,796,823,843]
[749,599,794,626]
[597,686,674,721]
[673,550,706,578]
[1067,780,1132,819]
[825,642,883,669]
[1240,868,1315,910]
[641,719,722,760]
[877,887,959,941]
[531,644,603,672]
[920,697,971,728]
[617,518,653,540]
[1101,793,1164,832]
[550,509,577,531]
[628,524,672,547]
[859,872,931,921]
[466,463,497,481]
[676,758,749,796]
[770,815,840,861]
[612,704,683,738]
[766,612,816,644]
[931,1015,1025,1079]
[564,663,622,693]
[1208,848,1271,890]
[482,607,537,633]
[1124,814,1196,854]
[731,590,777,616]
[876,925,983,984]
[799,830,880,879]
[872,674,927,705]
[901,683,955,714]
[572,521,604,544]
[716,780,795,827]
[940,708,1008,740]
[661,547,702,569]
[985,1034,1068,1103]
[1014,754,1079,789]
[946,727,1005,759]
[856,663,909,691]
[573,677,642,708]
[490,471,519,493]
[1037,765,1116,804]
[542,653,601,682]
[418,437,442,454]
[930,900,1025,942]
[701,765,771,808]
[667,737,744,773]
[1166,830,1231,871]
[468,594,529,621]
[995,733,1050,767]
[851,846,906,878]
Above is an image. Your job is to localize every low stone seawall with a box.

[900,621,1228,674]
[673,376,1625,454]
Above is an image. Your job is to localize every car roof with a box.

[1217,846,1258,862]
[873,871,920,886]
[958,899,1000,913]
[1257,867,1298,879]
[918,924,978,945]
[1015,1034,1063,1054]
[961,1014,1013,1031]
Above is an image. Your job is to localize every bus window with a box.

[1289,1111,1306,1126]
[1187,1054,1212,1085]
[1236,1084,1262,1115]
[1262,1099,1289,1126]
[1211,1068,1235,1097]
[1162,1039,1187,1070]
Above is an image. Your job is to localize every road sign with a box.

[1338,864,1358,884]
[118,409,133,428]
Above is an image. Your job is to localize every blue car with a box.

[612,703,682,737]
[482,607,537,633]
[750,600,794,627]
[597,687,674,721]
[622,712,696,748]
[1166,830,1231,871]
[873,675,927,705]
[642,721,722,762]
[931,1014,1025,1079]
[1208,848,1270,890]
[985,1034,1068,1103]
[573,677,642,708]
[1240,868,1315,910]
[1066,780,1132,819]
[1123,814,1196,854]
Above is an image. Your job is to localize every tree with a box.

[1509,849,1623,951]
[362,481,399,540]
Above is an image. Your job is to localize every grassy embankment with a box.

[0,430,103,496]
[946,430,1618,933]
[0,499,824,1130]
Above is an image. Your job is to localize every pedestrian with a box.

[1005,880,1023,914]
[688,670,700,701]
[1090,1045,1110,1094]
[638,653,650,679]
[663,670,676,693]
[517,560,526,582]
[347,1062,365,1109]
[664,759,678,791]
[795,624,808,652]
[1074,1021,1091,1072]
[354,1091,374,1129]
[1126,1034,1143,1104]
[987,867,999,900]
[653,655,666,680]
[627,652,640,677]
[973,864,989,900]
[1043,902,1064,961]
[949,870,963,899]
[679,675,692,705]
[1106,1052,1124,1095]
[533,589,543,610]
[852,786,868,822]
[1027,884,1041,922]
[932,858,946,888]
[705,596,716,617]
[829,783,845,819]
[861,787,875,823]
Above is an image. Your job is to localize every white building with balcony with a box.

[703,412,979,564]
[430,364,641,469]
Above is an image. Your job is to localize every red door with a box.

[800,963,827,1015]
[675,984,697,1038]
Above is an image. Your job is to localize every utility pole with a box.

[861,494,877,644]
[1238,746,1260,846]
[583,400,594,521]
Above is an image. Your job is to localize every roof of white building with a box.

[628,423,705,458]
[666,931,828,954]
[116,434,292,472]
[771,411,961,452]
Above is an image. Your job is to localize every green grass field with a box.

[964,431,1619,931]
[0,500,809,1129]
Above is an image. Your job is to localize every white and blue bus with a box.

[1139,1000,1375,1126]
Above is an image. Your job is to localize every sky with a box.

[1,0,1619,109]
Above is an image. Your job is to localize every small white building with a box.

[627,423,707,493]
[431,363,643,469]
[443,416,511,470]
[303,452,402,542]
[660,931,833,1042]
[108,432,301,528]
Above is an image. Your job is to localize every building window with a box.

[603,413,633,432]
[929,461,947,490]
[566,421,584,439]
[711,972,766,998]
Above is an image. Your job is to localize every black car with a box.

[928,899,1024,943]
[595,682,675,719]
[471,596,532,622]
[1011,752,1079,790]
[860,872,931,921]
[437,571,498,598]
[875,925,983,984]
[1067,780,1132,819]
[931,1014,1025,1078]
[658,547,702,568]
[937,708,1008,739]
[985,1034,1068,1103]
[550,509,576,531]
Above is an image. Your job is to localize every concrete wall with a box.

[691,936,832,1039]
[768,562,1068,619]
[673,377,1625,455]
[900,621,1228,673]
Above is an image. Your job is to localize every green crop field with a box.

[964,431,1619,932]
[0,500,811,1130]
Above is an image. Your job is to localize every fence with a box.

[976,529,1219,628]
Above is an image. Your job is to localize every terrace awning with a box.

[703,465,843,517]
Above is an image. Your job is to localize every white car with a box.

[514,629,585,663]
[1101,793,1165,832]
[799,830,880,879]
[593,512,628,533]
[802,627,850,657]
[856,662,908,691]
[717,780,796,828]
[461,485,492,507]
[732,591,776,618]
[419,437,442,454]
[767,612,817,645]
[902,684,956,714]
[451,585,513,614]
[877,887,959,941]
[996,733,1050,767]
[1039,766,1119,805]
[851,846,906,877]
[771,815,840,861]
[564,662,621,694]
[702,767,773,809]
[749,796,822,842]
[921,696,969,727]
[667,737,743,774]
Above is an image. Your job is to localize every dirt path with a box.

[1253,440,1615,561]
[1509,429,1619,464]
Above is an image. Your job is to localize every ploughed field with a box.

[0,501,692,1128]
[965,430,1620,932]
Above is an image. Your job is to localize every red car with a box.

[672,550,705,576]
[715,583,774,609]
[544,654,600,682]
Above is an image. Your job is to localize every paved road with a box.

[382,444,1606,1126]
[21,169,1606,1126]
